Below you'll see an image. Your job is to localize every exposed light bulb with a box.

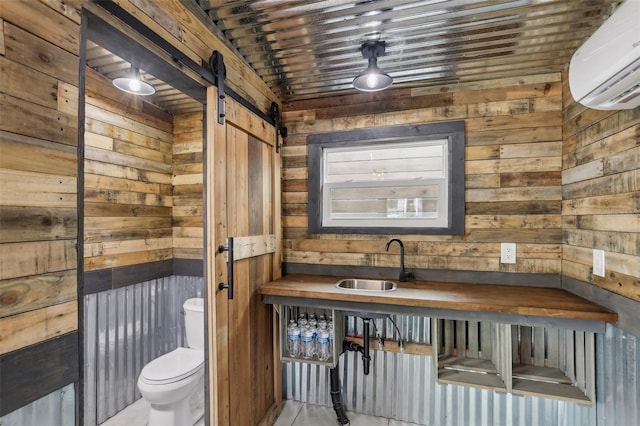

[128,78,142,92]
[366,74,379,89]
[353,41,393,92]
[113,66,155,96]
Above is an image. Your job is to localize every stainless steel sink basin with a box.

[335,279,397,292]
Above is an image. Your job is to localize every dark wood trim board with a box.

[0,332,79,416]
[83,259,204,295]
[283,262,562,288]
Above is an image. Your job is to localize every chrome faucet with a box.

[384,238,414,282]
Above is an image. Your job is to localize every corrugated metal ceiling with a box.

[194,0,623,101]
[85,41,203,115]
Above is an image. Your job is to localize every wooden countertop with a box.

[261,274,618,323]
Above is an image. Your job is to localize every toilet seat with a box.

[140,347,203,385]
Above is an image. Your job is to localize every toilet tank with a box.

[183,298,204,350]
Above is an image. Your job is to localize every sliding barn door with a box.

[205,86,282,426]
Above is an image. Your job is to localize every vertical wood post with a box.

[206,85,228,426]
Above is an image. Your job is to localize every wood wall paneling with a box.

[0,131,77,177]
[3,22,78,86]
[77,10,205,287]
[0,270,77,319]
[0,0,269,416]
[173,112,204,260]
[0,56,59,110]
[561,75,640,302]
[83,68,174,273]
[281,73,565,276]
[0,93,78,147]
[0,3,80,374]
[0,0,80,55]
[0,18,5,55]
[0,300,78,355]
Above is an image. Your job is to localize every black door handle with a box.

[217,237,234,299]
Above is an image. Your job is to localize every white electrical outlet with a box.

[501,243,516,264]
[593,249,605,277]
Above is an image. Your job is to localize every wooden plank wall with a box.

[281,73,564,277]
[172,112,204,261]
[82,68,174,273]
[0,0,80,355]
[562,75,640,302]
[1,0,273,363]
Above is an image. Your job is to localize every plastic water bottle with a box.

[286,320,300,358]
[317,328,330,361]
[301,328,315,359]
[308,317,318,344]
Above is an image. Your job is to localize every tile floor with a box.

[101,398,420,426]
[274,400,421,426]
[100,398,204,426]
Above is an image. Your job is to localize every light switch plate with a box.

[501,243,516,264]
[593,249,605,277]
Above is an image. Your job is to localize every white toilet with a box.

[138,298,205,426]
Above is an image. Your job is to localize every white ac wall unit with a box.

[569,0,640,110]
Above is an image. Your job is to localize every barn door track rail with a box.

[95,0,276,128]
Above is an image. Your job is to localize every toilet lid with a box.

[141,347,203,385]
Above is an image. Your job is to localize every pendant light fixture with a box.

[353,41,393,92]
[113,66,155,96]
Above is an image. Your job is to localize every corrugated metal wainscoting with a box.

[84,276,203,426]
[597,324,639,426]
[0,384,75,426]
[283,319,639,426]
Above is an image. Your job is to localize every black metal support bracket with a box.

[94,1,277,126]
[210,51,227,125]
[217,237,234,299]
[362,318,371,375]
[270,102,281,153]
